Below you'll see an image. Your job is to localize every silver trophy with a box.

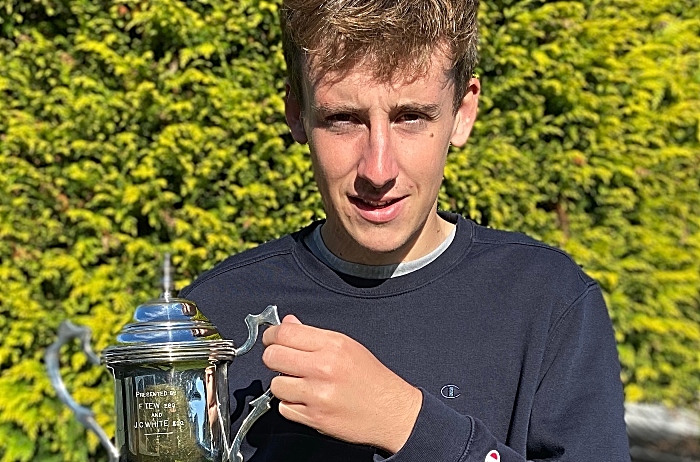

[45,255,280,462]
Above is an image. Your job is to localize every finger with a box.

[262,322,328,351]
[263,344,320,377]
[277,401,313,428]
[283,314,303,324]
[270,375,314,404]
[261,314,302,345]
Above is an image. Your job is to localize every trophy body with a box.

[109,360,229,461]
[45,257,280,462]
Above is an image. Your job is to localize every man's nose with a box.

[356,124,399,189]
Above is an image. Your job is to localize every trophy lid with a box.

[102,254,236,366]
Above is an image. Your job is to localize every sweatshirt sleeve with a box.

[381,284,630,462]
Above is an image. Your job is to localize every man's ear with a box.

[450,77,480,147]
[285,83,308,144]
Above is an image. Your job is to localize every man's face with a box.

[285,50,479,265]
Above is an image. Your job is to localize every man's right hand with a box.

[262,314,423,455]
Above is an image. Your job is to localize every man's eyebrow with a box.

[393,103,442,117]
[309,102,443,117]
[309,103,363,116]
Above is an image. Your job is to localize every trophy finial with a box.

[162,252,173,301]
[113,252,226,344]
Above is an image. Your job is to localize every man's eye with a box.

[325,113,357,125]
[395,113,427,124]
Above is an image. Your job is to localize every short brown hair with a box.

[281,0,479,113]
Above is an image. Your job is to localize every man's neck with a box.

[307,218,457,279]
[320,213,456,266]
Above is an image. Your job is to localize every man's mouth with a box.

[350,196,403,210]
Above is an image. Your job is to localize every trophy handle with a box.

[227,305,281,462]
[45,320,120,462]
[232,304,281,357]
[227,389,274,462]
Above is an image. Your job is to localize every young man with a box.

[180,0,630,460]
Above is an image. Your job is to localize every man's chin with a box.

[345,236,413,265]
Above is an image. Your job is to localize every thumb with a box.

[282,314,303,324]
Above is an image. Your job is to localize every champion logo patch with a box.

[440,384,461,399]
[486,450,500,461]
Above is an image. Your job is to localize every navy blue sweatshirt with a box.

[181,215,630,461]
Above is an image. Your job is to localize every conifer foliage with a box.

[1,0,698,460]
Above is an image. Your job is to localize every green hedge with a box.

[1,0,698,460]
